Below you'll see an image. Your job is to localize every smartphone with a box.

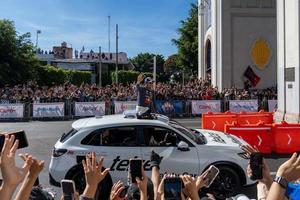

[203,165,220,188]
[119,185,129,198]
[0,130,28,152]
[250,152,263,180]
[129,159,142,183]
[61,180,76,200]
[164,177,182,200]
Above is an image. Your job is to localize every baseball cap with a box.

[144,77,153,83]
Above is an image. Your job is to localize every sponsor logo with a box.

[207,132,226,144]
[109,156,153,171]
[0,108,16,113]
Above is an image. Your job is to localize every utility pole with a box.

[108,15,111,53]
[153,56,157,90]
[99,46,102,87]
[36,30,41,50]
[115,24,119,84]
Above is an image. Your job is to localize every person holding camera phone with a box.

[0,134,33,200]
[241,145,273,200]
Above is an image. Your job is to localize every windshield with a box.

[169,120,206,144]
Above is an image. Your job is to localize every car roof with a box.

[72,113,170,130]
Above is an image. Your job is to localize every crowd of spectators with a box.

[0,79,277,104]
[1,133,300,200]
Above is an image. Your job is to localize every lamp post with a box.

[36,30,41,50]
[115,24,119,84]
[99,46,102,87]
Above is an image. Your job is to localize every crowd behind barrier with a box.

[0,80,277,120]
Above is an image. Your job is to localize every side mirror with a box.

[177,141,190,151]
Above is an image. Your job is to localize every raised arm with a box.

[15,155,44,200]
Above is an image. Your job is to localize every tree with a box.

[130,53,165,73]
[0,19,38,86]
[172,3,198,73]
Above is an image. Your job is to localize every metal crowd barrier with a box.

[0,99,274,121]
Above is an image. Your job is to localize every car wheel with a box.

[206,166,242,199]
[68,165,113,200]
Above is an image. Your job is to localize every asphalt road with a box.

[0,118,291,199]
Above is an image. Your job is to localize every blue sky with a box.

[0,0,196,58]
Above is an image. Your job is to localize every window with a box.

[60,128,78,143]
[143,127,178,147]
[81,127,138,146]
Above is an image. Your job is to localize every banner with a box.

[0,104,23,118]
[229,100,258,112]
[191,100,221,115]
[155,100,183,116]
[114,101,137,114]
[75,102,105,116]
[33,103,64,117]
[268,100,277,112]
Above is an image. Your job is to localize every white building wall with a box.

[211,0,223,88]
[274,0,286,122]
[276,0,300,123]
[202,0,277,90]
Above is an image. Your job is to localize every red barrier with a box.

[237,110,273,125]
[225,122,274,153]
[202,111,237,132]
[202,110,273,132]
[273,121,300,153]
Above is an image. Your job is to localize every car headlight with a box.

[52,148,68,157]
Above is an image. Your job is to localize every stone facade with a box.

[199,0,277,90]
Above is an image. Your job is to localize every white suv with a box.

[49,113,253,198]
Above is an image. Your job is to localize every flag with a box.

[37,30,41,34]
[244,66,260,87]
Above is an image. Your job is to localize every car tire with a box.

[201,165,242,200]
[67,165,113,200]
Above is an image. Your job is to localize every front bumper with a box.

[49,173,61,187]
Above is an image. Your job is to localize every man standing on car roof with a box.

[136,74,156,119]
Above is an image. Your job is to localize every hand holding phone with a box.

[0,130,28,152]
[250,152,263,180]
[129,159,142,183]
[203,165,220,188]
[164,177,182,200]
[61,180,76,200]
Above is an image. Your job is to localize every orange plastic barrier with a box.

[237,110,273,125]
[202,110,274,132]
[225,122,274,154]
[273,121,300,153]
[202,111,237,132]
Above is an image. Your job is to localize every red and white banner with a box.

[0,104,24,118]
[229,100,258,112]
[191,100,221,114]
[33,103,64,117]
[75,102,105,116]
[268,100,277,112]
[114,101,137,114]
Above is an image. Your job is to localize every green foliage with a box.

[172,3,198,72]
[0,19,38,86]
[68,70,91,85]
[111,70,152,84]
[34,65,91,86]
[130,53,165,73]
